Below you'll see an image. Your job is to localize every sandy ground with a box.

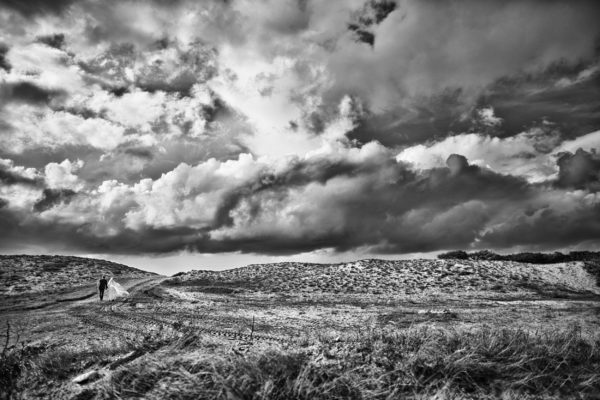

[3,275,598,352]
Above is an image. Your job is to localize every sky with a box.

[1,0,600,274]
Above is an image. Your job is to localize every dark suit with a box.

[98,278,108,300]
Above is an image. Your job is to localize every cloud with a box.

[478,190,600,250]
[36,33,65,49]
[33,188,76,212]
[0,43,9,71]
[0,158,40,186]
[0,0,76,17]
[556,149,600,191]
[123,147,154,160]
[557,130,600,153]
[328,0,600,110]
[44,159,84,190]
[0,104,129,153]
[0,81,66,105]
[347,0,397,47]
[0,0,599,258]
[396,127,562,182]
[480,61,600,139]
[0,141,599,256]
[477,107,503,128]
[5,43,84,93]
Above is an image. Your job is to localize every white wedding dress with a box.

[105,278,129,300]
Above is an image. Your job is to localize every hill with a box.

[1,256,599,399]
[0,254,156,297]
[166,258,600,297]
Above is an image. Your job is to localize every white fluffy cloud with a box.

[44,159,84,190]
[396,126,569,182]
[0,158,39,181]
[1,104,129,152]
[396,127,600,184]
[556,130,600,154]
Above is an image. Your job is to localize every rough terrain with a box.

[1,256,599,399]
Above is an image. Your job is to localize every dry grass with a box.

[3,257,599,399]
[167,259,600,297]
[89,325,600,399]
[0,255,156,297]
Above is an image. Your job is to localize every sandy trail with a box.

[78,276,166,305]
[0,277,166,341]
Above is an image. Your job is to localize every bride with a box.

[106,277,129,301]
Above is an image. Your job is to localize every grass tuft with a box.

[97,325,599,399]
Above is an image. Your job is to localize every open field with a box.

[1,256,600,399]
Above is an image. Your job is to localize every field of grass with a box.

[3,321,599,399]
[1,257,600,399]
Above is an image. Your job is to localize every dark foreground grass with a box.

[3,325,598,399]
[97,325,600,400]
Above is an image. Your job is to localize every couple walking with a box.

[97,275,129,301]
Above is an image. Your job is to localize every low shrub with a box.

[0,348,22,399]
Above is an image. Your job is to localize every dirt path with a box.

[67,278,292,345]
[76,276,166,305]
[0,277,166,344]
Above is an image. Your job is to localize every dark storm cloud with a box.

[478,202,600,251]
[347,89,469,147]
[124,148,154,160]
[33,188,76,212]
[213,154,396,228]
[326,0,600,149]
[556,149,600,192]
[0,216,206,254]
[0,43,10,71]
[36,33,66,49]
[0,148,597,255]
[108,87,129,97]
[0,81,67,105]
[0,0,76,17]
[479,62,600,139]
[55,106,103,120]
[202,154,544,255]
[0,197,208,253]
[0,152,510,254]
[347,58,600,148]
[348,0,397,47]
[118,155,528,254]
[0,164,40,186]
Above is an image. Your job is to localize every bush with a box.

[0,322,24,400]
[437,250,469,260]
[0,349,22,399]
[437,250,600,264]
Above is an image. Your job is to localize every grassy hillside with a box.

[0,254,156,297]
[166,258,600,297]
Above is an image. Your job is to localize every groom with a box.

[98,275,108,301]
